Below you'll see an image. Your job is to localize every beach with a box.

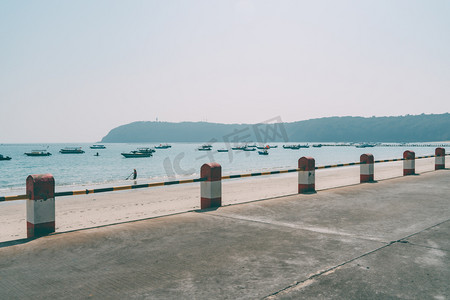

[0,157,437,243]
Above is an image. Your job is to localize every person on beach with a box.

[133,169,137,180]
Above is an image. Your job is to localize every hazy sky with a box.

[1,0,449,143]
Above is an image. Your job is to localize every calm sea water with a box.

[0,142,446,195]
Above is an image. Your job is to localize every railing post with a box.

[200,163,222,209]
[403,150,415,176]
[26,174,55,238]
[360,154,374,183]
[435,148,445,170]
[298,157,315,194]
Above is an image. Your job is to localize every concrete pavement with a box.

[0,170,449,299]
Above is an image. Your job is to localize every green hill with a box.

[101,113,450,143]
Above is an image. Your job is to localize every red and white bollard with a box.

[200,163,222,209]
[435,148,445,170]
[26,174,55,238]
[403,150,415,176]
[298,157,315,193]
[360,154,374,183]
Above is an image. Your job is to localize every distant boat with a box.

[355,143,375,148]
[25,150,52,156]
[0,154,11,161]
[155,144,172,149]
[312,144,323,148]
[243,147,256,151]
[217,149,229,152]
[90,144,106,149]
[137,147,156,154]
[257,145,271,149]
[283,144,308,149]
[246,144,257,148]
[198,144,212,151]
[60,147,85,154]
[121,151,152,158]
[231,146,246,150]
[258,149,269,155]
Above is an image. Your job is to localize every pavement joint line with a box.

[262,217,450,299]
[396,217,450,242]
[403,242,450,253]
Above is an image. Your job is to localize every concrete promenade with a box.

[0,169,449,299]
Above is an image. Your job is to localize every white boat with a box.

[90,144,106,149]
[60,147,85,154]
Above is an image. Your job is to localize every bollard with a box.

[200,163,222,209]
[26,174,55,238]
[360,154,374,183]
[298,157,315,193]
[435,148,445,170]
[403,150,415,176]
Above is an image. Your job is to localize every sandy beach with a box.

[0,157,439,242]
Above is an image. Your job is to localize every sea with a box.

[0,142,447,196]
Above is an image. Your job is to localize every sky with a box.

[1,0,449,143]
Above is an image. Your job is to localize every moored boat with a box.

[121,151,152,158]
[355,143,375,148]
[198,144,212,151]
[60,147,85,154]
[90,144,106,149]
[217,149,229,152]
[257,145,271,149]
[258,149,269,155]
[0,154,11,161]
[155,144,172,149]
[137,147,156,154]
[231,146,246,150]
[25,150,52,156]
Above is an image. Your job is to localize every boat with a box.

[155,144,172,149]
[24,150,52,156]
[217,149,229,152]
[312,144,323,148]
[137,147,156,154]
[198,144,212,151]
[355,143,375,148]
[59,147,85,154]
[121,151,152,158]
[0,154,11,161]
[268,145,278,148]
[283,145,300,150]
[90,144,106,149]
[231,146,246,150]
[246,144,257,148]
[243,147,256,151]
[258,149,269,155]
[257,145,271,149]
